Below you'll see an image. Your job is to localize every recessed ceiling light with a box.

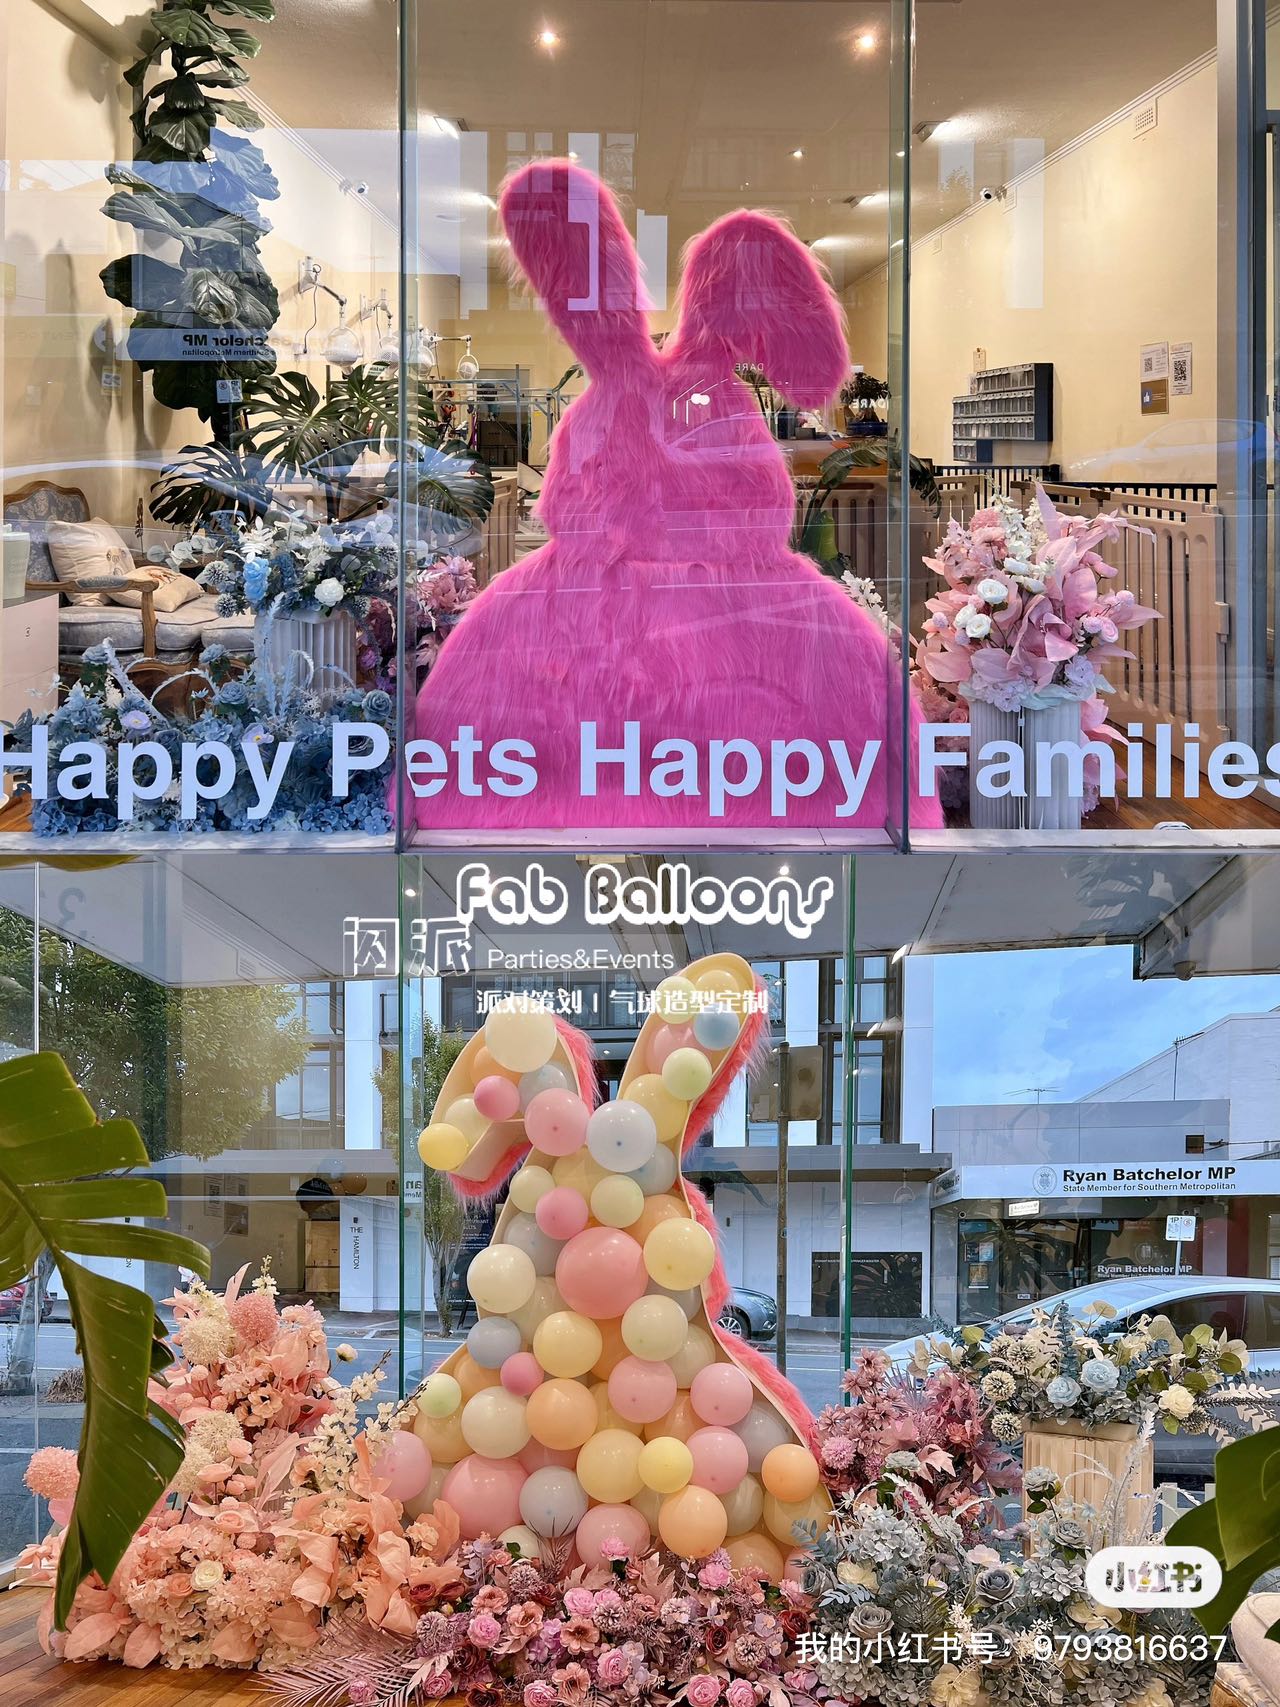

[537,27,560,49]
[791,148,804,160]
[853,29,877,52]
[568,150,579,161]
[779,863,791,875]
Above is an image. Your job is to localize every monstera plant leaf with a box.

[1167,1426,1280,1636]
[0,1052,209,1628]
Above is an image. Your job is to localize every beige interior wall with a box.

[844,58,1216,478]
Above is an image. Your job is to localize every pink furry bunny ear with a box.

[673,209,849,408]
[500,159,657,380]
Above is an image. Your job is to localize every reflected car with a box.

[717,1287,777,1343]
[1071,417,1273,486]
[0,1280,54,1322]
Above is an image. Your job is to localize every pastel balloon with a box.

[519,1466,589,1537]
[626,1074,688,1143]
[761,1443,821,1503]
[591,1315,630,1378]
[504,1211,565,1276]
[420,1372,462,1417]
[413,1405,466,1464]
[621,1294,689,1361]
[638,1434,694,1494]
[592,1381,643,1436]
[473,1045,520,1084]
[734,1400,795,1473]
[629,1143,679,1196]
[644,1219,715,1290]
[586,1100,658,1173]
[536,1186,590,1241]
[552,1149,610,1197]
[461,1388,530,1458]
[762,1488,832,1544]
[453,1350,501,1401]
[473,1074,521,1121]
[444,1096,488,1143]
[690,1362,754,1427]
[722,1473,765,1537]
[694,1004,741,1053]
[661,1048,715,1101]
[608,1355,678,1424]
[510,1276,564,1341]
[648,1281,703,1320]
[668,1323,717,1388]
[498,1523,542,1558]
[532,1310,603,1379]
[484,997,558,1073]
[525,1089,590,1157]
[500,1352,544,1397]
[467,1316,522,1369]
[631,1195,686,1244]
[519,1062,574,1108]
[591,1175,644,1228]
[653,975,697,1021]
[468,1245,536,1314]
[555,1228,648,1319]
[404,1461,449,1519]
[575,1502,650,1565]
[649,1022,695,1072]
[519,1439,580,1472]
[375,1428,432,1502]
[417,1123,469,1171]
[575,1429,644,1502]
[642,1392,700,1443]
[687,1426,749,1495]
[658,1484,728,1559]
[726,1533,785,1579]
[696,968,743,999]
[526,1378,599,1450]
[632,1483,665,1529]
[509,1164,555,1213]
[441,1453,526,1539]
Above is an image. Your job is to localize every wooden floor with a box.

[0,1589,264,1706]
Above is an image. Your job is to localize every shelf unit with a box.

[951,362,1053,465]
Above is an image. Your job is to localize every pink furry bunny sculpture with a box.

[411,160,942,832]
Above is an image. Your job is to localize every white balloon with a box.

[503,1211,565,1276]
[646,1280,702,1320]
[733,1400,794,1473]
[499,1523,543,1559]
[587,1099,658,1174]
[722,1473,765,1537]
[629,1145,678,1196]
[518,1466,589,1537]
[467,1316,522,1368]
[519,1062,574,1109]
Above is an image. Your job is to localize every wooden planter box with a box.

[1021,1419,1153,1531]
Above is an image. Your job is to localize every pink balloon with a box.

[575,1501,651,1565]
[687,1426,750,1495]
[648,1023,695,1072]
[374,1429,433,1502]
[474,1074,521,1121]
[501,1351,544,1397]
[608,1355,678,1424]
[690,1362,754,1427]
[441,1454,527,1539]
[525,1089,590,1157]
[555,1227,649,1319]
[535,1186,589,1242]
[520,1440,579,1473]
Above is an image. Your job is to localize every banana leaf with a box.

[1167,1427,1280,1636]
[0,1052,209,1628]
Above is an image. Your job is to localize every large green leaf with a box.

[150,8,236,52]
[1168,1429,1280,1634]
[0,1052,209,1628]
[209,0,277,18]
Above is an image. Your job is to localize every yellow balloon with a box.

[638,1435,694,1494]
[661,1048,714,1101]
[722,1473,765,1537]
[412,1404,466,1464]
[668,1324,717,1388]
[510,1276,563,1342]
[626,1074,688,1143]
[632,1483,664,1528]
[621,1295,689,1361]
[762,1488,832,1545]
[444,1096,489,1143]
[644,1219,716,1290]
[653,975,697,1022]
[419,1371,462,1417]
[498,1523,542,1559]
[592,1380,643,1437]
[417,1123,469,1171]
[461,1388,530,1457]
[468,1245,537,1314]
[552,1149,610,1197]
[696,968,744,999]
[591,1176,644,1229]
[658,1484,728,1558]
[726,1533,785,1579]
[485,998,558,1073]
[533,1310,603,1379]
[509,1165,555,1213]
[576,1429,644,1502]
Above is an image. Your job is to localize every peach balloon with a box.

[658,1484,728,1559]
[726,1533,785,1579]
[412,1406,467,1465]
[631,1194,686,1245]
[762,1488,832,1545]
[441,1454,526,1539]
[642,1392,700,1443]
[453,1350,503,1402]
[473,1046,521,1084]
[608,1355,678,1424]
[690,1362,754,1427]
[525,1379,599,1451]
[519,1439,579,1473]
[555,1228,648,1319]
[761,1443,821,1503]
[687,1426,750,1495]
[591,1380,644,1437]
[591,1316,630,1378]
[575,1502,651,1565]
[575,1429,644,1503]
[649,1022,695,1071]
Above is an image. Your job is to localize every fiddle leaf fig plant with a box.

[102,0,281,437]
[0,1051,209,1629]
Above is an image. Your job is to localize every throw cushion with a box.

[45,517,135,606]
[1231,1594,1280,1703]
[105,565,202,612]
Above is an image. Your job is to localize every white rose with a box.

[976,577,1008,605]
[191,1559,224,1592]
[1158,1384,1195,1420]
[965,613,992,640]
[314,577,345,608]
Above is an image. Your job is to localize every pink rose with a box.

[726,1682,757,1707]
[687,1677,723,1707]
[596,1648,632,1686]
[422,1677,453,1699]
[698,1560,732,1591]
[467,1612,502,1649]
[524,1686,557,1707]
[563,1586,596,1617]
[601,1535,631,1561]
[473,1584,509,1615]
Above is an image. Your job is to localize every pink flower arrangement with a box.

[914,487,1157,721]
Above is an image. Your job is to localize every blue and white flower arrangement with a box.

[184,513,396,621]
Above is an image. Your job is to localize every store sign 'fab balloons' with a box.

[410,958,830,1572]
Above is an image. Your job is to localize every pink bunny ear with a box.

[672,209,848,408]
[500,159,656,379]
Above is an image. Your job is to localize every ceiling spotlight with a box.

[853,29,877,52]
[791,148,804,160]
[779,863,791,875]
[537,26,559,48]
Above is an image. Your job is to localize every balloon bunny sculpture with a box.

[412,160,942,832]
[402,956,830,1578]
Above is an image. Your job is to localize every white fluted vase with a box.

[1022,700,1085,833]
[967,700,1022,829]
[254,608,356,705]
